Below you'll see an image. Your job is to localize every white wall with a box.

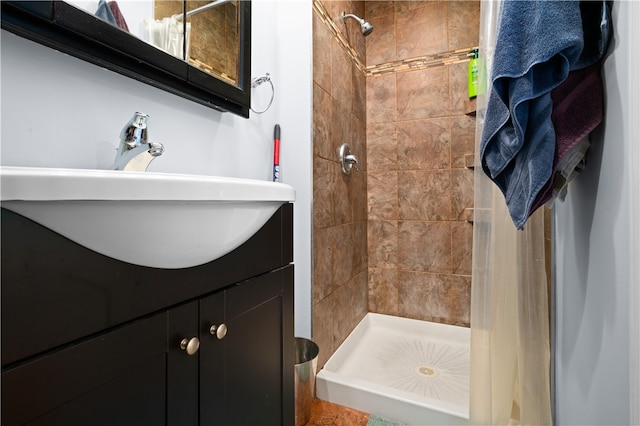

[272,0,313,339]
[554,1,638,424]
[630,2,640,423]
[0,0,313,337]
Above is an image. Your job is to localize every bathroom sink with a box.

[0,166,295,268]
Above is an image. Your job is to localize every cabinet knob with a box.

[180,337,200,355]
[209,323,228,340]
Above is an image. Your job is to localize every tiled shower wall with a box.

[312,0,479,368]
[365,1,479,327]
[312,0,369,368]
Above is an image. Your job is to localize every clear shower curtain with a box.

[470,1,552,424]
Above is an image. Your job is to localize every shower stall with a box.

[311,1,480,423]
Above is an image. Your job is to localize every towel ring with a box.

[250,73,274,114]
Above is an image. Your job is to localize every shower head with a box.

[341,12,374,36]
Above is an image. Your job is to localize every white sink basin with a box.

[0,166,295,268]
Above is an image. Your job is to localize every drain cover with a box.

[415,365,440,378]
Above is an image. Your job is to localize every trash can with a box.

[294,337,319,426]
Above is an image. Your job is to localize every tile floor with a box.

[304,399,369,426]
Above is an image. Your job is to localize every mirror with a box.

[1,0,251,117]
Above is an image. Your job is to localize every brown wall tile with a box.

[330,278,366,348]
[351,162,368,222]
[333,279,355,347]
[314,156,334,228]
[446,274,472,326]
[353,65,367,122]
[365,1,394,19]
[448,1,480,51]
[451,168,474,221]
[323,0,366,62]
[367,74,397,124]
[368,220,398,269]
[313,10,332,91]
[366,13,396,66]
[396,2,448,59]
[351,116,367,172]
[334,165,353,225]
[449,61,476,116]
[330,99,352,160]
[314,225,335,302]
[399,170,452,221]
[368,268,399,316]
[367,171,398,220]
[331,224,355,287]
[397,118,451,170]
[321,0,346,32]
[398,271,450,322]
[367,122,398,173]
[313,292,335,367]
[395,1,443,14]
[353,220,368,273]
[398,272,470,326]
[351,270,369,326]
[450,114,476,169]
[398,221,451,273]
[345,2,367,62]
[313,83,333,160]
[452,221,473,276]
[397,67,450,121]
[332,45,353,111]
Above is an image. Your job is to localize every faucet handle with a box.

[120,112,149,148]
[131,112,149,128]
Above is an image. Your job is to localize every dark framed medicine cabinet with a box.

[1,1,252,117]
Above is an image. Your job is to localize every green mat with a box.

[366,414,405,426]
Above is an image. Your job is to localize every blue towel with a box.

[480,0,584,229]
[95,0,117,26]
[576,1,613,70]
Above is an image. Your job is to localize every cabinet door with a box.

[2,312,168,426]
[167,300,200,426]
[200,266,294,426]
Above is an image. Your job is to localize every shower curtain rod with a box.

[174,0,234,20]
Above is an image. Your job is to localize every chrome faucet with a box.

[111,112,164,171]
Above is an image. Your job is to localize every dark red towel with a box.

[108,1,129,32]
[531,61,604,210]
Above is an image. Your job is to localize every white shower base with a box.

[316,313,470,425]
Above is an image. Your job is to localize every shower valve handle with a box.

[339,143,360,175]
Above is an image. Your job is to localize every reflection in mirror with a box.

[184,0,239,87]
[67,0,240,88]
[146,1,188,59]
[65,1,154,39]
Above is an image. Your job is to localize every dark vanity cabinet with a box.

[1,203,294,426]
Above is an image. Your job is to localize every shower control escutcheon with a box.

[339,143,360,175]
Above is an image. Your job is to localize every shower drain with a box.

[415,365,440,378]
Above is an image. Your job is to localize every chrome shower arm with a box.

[341,11,374,36]
[342,12,364,24]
